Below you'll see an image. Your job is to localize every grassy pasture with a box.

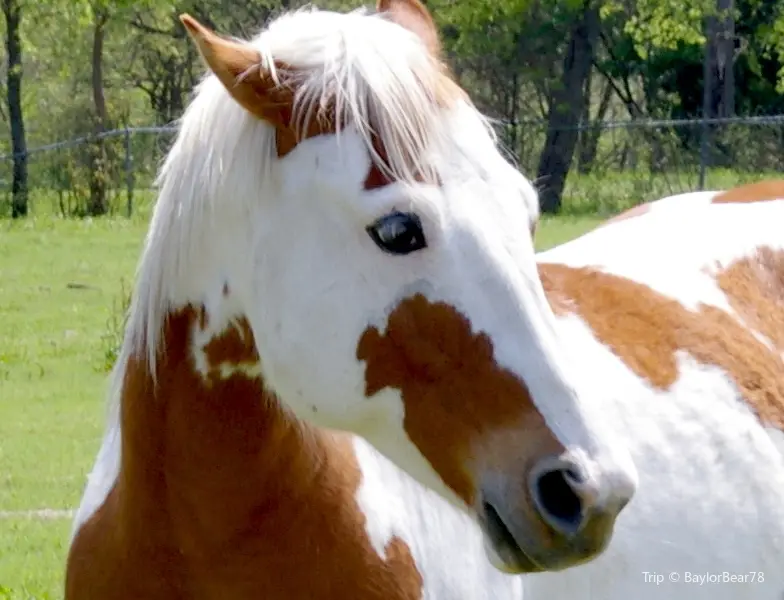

[0,190,615,599]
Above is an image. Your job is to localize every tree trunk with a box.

[577,76,612,174]
[88,8,110,216]
[536,1,600,214]
[3,0,28,219]
[503,72,520,163]
[708,0,735,119]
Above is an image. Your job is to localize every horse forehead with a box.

[268,70,463,190]
[540,248,784,431]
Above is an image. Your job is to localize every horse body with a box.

[530,189,784,599]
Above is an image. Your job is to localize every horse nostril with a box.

[530,460,588,537]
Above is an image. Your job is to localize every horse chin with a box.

[481,531,545,575]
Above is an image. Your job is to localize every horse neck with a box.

[117,304,326,544]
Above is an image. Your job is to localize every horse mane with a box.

[111,5,495,395]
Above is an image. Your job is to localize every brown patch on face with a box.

[363,132,442,191]
[539,249,784,429]
[599,202,652,227]
[364,158,397,190]
[66,307,424,599]
[365,133,402,191]
[356,294,564,507]
[712,180,784,204]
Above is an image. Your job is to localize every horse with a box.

[65,1,637,597]
[525,181,784,599]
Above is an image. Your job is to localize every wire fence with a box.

[2,114,784,218]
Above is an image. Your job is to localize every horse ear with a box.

[179,14,292,126]
[377,0,442,57]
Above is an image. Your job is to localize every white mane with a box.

[111,5,498,395]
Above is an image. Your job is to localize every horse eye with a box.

[366,211,427,256]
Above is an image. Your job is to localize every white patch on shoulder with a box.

[351,387,466,511]
[351,435,526,599]
[352,435,409,559]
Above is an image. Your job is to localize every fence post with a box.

[698,118,710,191]
[124,127,134,217]
[698,33,714,191]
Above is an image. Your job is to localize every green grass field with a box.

[0,210,601,599]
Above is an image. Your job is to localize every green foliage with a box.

[2,0,784,215]
[0,212,149,599]
[99,278,132,372]
[757,4,784,93]
[616,0,710,58]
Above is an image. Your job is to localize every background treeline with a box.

[2,0,784,218]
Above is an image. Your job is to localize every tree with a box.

[67,0,170,216]
[88,2,111,216]
[537,0,601,213]
[3,0,784,220]
[126,0,303,126]
[705,0,735,119]
[3,0,27,218]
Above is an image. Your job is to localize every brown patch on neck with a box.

[357,294,564,506]
[539,249,784,429]
[66,307,424,599]
[712,180,784,204]
[202,317,259,375]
